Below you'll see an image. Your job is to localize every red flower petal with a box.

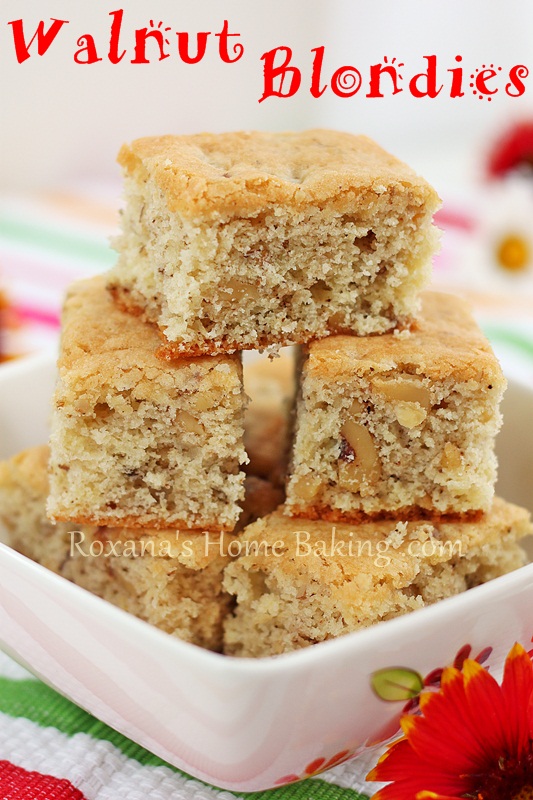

[501,642,533,757]
[371,785,415,800]
[371,774,467,800]
[475,646,493,666]
[486,121,533,178]
[404,670,488,773]
[371,785,417,800]
[462,657,518,762]
[368,738,436,781]
[368,738,470,795]
[452,644,471,670]
[423,668,443,687]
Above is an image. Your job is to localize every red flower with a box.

[487,122,533,179]
[367,643,533,800]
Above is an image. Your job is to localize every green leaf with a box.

[371,667,424,702]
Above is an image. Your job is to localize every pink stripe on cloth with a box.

[435,208,478,232]
[15,305,61,328]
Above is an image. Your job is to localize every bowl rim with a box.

[3,536,533,676]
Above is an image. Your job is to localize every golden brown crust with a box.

[305,292,506,385]
[284,504,484,524]
[118,129,440,220]
[239,498,532,573]
[156,336,283,359]
[107,284,146,318]
[49,510,235,532]
[62,276,240,374]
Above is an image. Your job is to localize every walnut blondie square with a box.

[109,129,440,356]
[223,503,530,657]
[47,276,247,531]
[0,447,233,651]
[286,293,506,520]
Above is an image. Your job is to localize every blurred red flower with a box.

[487,122,533,179]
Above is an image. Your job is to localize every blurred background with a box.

[1,0,533,372]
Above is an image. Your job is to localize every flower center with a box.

[496,234,530,272]
[512,787,533,800]
[472,750,533,800]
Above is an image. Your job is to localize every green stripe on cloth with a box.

[0,678,166,767]
[0,678,369,800]
[0,217,114,266]
[248,784,369,800]
[483,325,533,362]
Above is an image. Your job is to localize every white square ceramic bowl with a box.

[0,352,532,792]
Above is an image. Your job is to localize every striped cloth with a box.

[0,186,117,357]
[0,188,532,799]
[0,651,376,800]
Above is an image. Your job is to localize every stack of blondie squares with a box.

[0,130,531,656]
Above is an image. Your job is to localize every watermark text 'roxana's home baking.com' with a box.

[3,12,529,103]
[69,529,464,569]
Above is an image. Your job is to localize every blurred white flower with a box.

[461,177,533,294]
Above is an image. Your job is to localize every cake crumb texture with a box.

[109,129,441,354]
[0,446,234,651]
[47,276,247,531]
[286,292,506,519]
[223,501,531,657]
